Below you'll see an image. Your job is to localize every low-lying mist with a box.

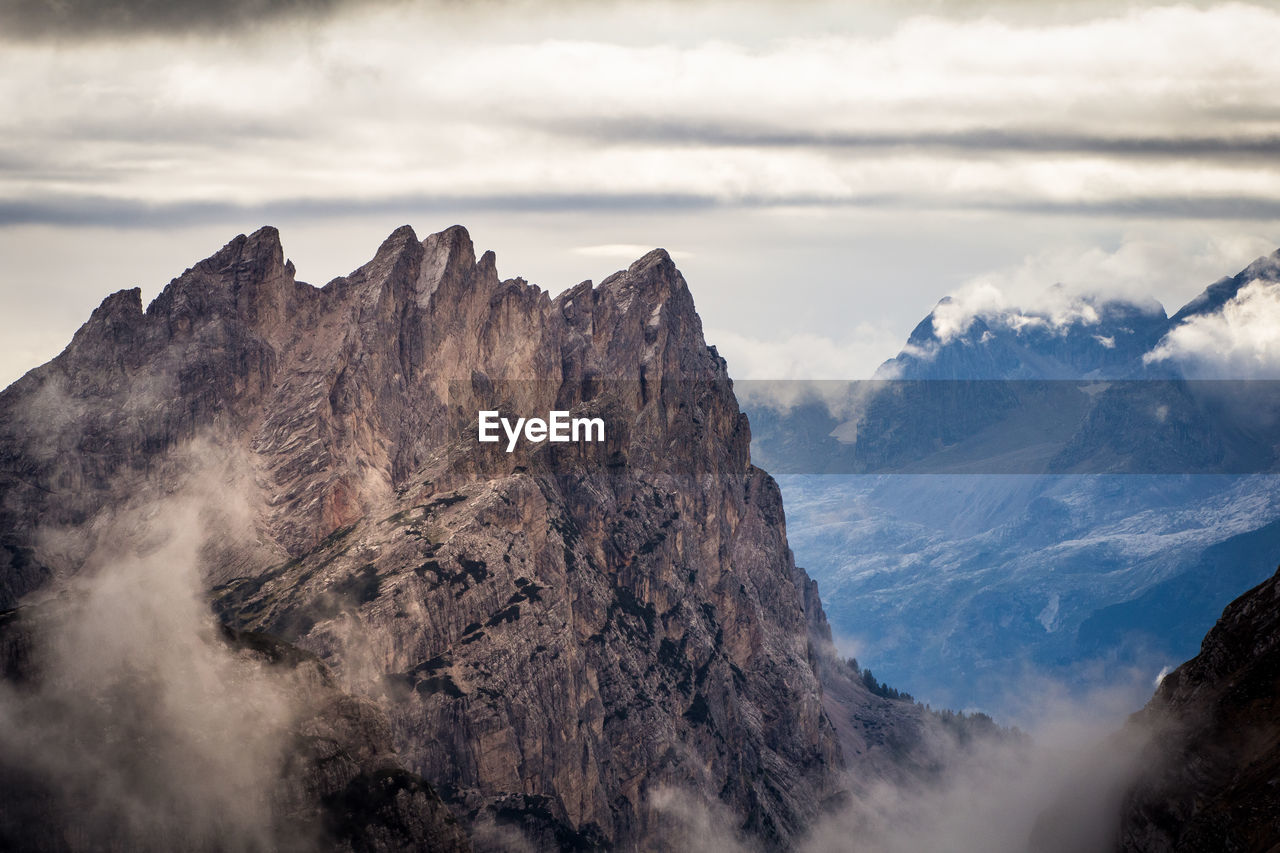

[657,679,1156,853]
[0,469,312,852]
[811,694,1151,853]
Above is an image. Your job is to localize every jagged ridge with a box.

[0,224,852,850]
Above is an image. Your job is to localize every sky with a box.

[2,0,1279,388]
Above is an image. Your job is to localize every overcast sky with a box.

[2,0,1279,387]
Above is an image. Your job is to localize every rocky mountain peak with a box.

[0,224,853,850]
[182,224,291,295]
[417,223,483,300]
[1239,247,1280,284]
[1169,247,1280,326]
[68,286,145,353]
[131,223,298,356]
[593,248,703,362]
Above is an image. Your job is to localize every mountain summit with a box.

[877,248,1280,382]
[0,225,879,850]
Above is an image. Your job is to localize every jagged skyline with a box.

[2,0,1278,388]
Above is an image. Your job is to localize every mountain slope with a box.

[0,224,854,849]
[1116,564,1280,852]
[1168,249,1280,327]
[743,250,1280,713]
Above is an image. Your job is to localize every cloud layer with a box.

[4,2,1280,222]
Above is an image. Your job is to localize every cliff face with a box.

[1116,565,1280,853]
[0,225,843,848]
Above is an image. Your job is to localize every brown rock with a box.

[0,225,846,849]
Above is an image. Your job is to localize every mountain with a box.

[748,250,1280,478]
[742,250,1280,713]
[1115,563,1280,852]
[879,247,1280,383]
[1168,249,1280,328]
[0,224,965,850]
[881,295,1169,381]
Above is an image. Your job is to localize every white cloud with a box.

[801,679,1154,853]
[1145,278,1280,376]
[4,3,1280,214]
[706,325,903,380]
[921,235,1278,345]
[572,244,692,261]
[0,454,305,849]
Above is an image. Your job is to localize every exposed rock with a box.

[0,225,848,849]
[1115,565,1280,852]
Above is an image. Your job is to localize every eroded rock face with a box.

[1115,566,1280,853]
[0,225,844,849]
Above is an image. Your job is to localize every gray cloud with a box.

[5,2,1280,229]
[1002,196,1280,221]
[0,0,1241,40]
[557,119,1280,161]
[0,0,375,39]
[6,190,1280,230]
[0,193,719,228]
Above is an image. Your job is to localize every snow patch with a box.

[1037,593,1061,632]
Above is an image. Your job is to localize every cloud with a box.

[559,119,1280,161]
[9,191,1280,231]
[0,0,1245,42]
[1145,278,1280,377]
[572,243,693,261]
[644,671,1156,853]
[0,193,720,229]
[917,235,1278,345]
[801,707,1151,853]
[4,1,1280,398]
[707,326,904,381]
[807,670,1157,853]
[3,3,1280,224]
[649,786,752,853]
[0,447,312,850]
[0,0,384,39]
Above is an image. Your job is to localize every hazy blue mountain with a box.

[1168,249,1280,326]
[746,250,1280,715]
[882,296,1168,381]
[775,473,1280,712]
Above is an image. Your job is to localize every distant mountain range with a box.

[882,248,1280,382]
[743,250,1280,713]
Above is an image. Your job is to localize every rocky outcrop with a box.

[1115,565,1280,852]
[0,225,846,849]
